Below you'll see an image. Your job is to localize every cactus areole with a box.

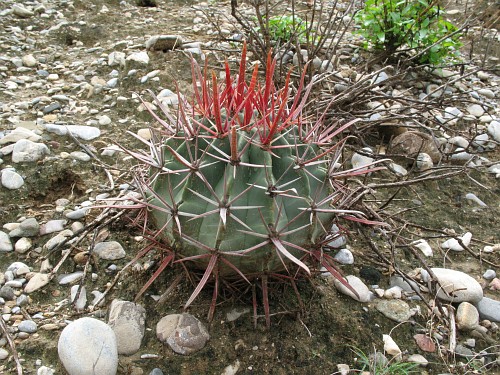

[131,43,369,311]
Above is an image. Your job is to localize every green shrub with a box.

[355,0,462,65]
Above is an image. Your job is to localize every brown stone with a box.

[389,131,441,164]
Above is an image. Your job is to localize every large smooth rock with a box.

[108,300,146,355]
[0,231,13,252]
[156,313,209,355]
[58,317,118,375]
[422,268,483,303]
[1,169,24,190]
[44,124,101,140]
[376,299,412,322]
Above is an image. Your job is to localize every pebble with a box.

[0,127,41,145]
[466,104,485,117]
[39,220,67,235]
[456,302,479,330]
[108,300,146,355]
[58,271,84,285]
[18,320,38,333]
[351,147,374,171]
[382,334,401,358]
[0,231,13,252]
[1,169,24,190]
[478,88,495,99]
[384,286,403,299]
[410,239,433,257]
[333,248,354,265]
[70,285,87,311]
[44,124,101,141]
[0,348,8,360]
[126,51,150,67]
[12,4,34,18]
[328,224,347,248]
[44,230,72,250]
[65,208,89,220]
[98,115,112,126]
[421,268,483,303]
[9,218,40,238]
[42,102,61,114]
[70,151,91,162]
[465,193,487,207]
[149,369,164,375]
[58,317,118,375]
[483,269,496,280]
[14,237,32,253]
[407,354,428,366]
[332,275,371,302]
[488,120,500,142]
[0,286,15,300]
[37,367,55,375]
[24,273,50,293]
[441,232,472,251]
[156,313,209,355]
[94,241,126,260]
[376,300,412,322]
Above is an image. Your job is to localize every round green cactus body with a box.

[148,126,335,278]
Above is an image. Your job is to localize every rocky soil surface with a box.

[0,0,499,374]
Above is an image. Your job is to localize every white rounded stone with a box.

[423,268,483,303]
[108,300,146,355]
[1,169,24,189]
[332,275,371,302]
[58,317,118,375]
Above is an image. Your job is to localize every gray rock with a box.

[94,241,126,260]
[483,269,496,280]
[58,271,84,285]
[156,313,209,355]
[58,317,118,375]
[39,220,67,235]
[42,102,61,114]
[108,300,146,355]
[478,88,495,99]
[456,302,479,330]
[18,320,37,333]
[0,231,13,252]
[65,208,89,220]
[149,369,164,375]
[333,248,354,265]
[466,104,485,117]
[376,299,412,322]
[0,348,8,360]
[9,218,40,237]
[1,169,24,189]
[12,139,50,163]
[475,297,500,322]
[43,230,72,250]
[328,224,347,248]
[108,51,126,67]
[146,35,183,51]
[0,127,41,145]
[0,286,15,300]
[44,124,101,141]
[70,151,91,162]
[332,275,371,302]
[126,51,150,68]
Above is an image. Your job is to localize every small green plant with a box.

[355,0,462,65]
[255,15,313,45]
[351,346,420,375]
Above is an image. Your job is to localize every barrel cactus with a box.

[127,44,374,324]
